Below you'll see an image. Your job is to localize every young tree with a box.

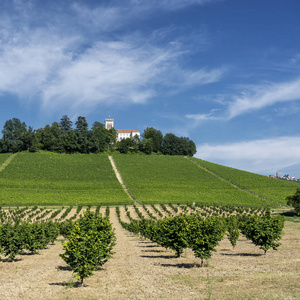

[60,223,97,286]
[157,215,190,257]
[188,215,226,266]
[286,188,300,215]
[239,215,285,254]
[60,212,116,286]
[226,216,240,248]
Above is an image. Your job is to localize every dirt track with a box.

[0,207,299,299]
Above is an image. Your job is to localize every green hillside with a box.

[0,153,12,166]
[113,154,295,206]
[189,157,299,204]
[0,152,131,206]
[0,151,297,207]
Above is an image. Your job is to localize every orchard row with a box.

[116,204,284,266]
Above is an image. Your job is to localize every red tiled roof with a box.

[117,129,140,133]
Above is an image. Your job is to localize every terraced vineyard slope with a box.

[189,157,299,204]
[112,154,280,207]
[0,152,131,206]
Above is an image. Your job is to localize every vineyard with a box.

[0,152,299,298]
[0,204,299,299]
[0,152,299,207]
[112,154,296,206]
[0,152,131,206]
[189,157,300,204]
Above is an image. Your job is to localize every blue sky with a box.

[1,0,300,176]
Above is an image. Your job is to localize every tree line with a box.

[0,116,196,156]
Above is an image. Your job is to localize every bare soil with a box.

[0,207,299,300]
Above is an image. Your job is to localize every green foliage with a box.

[239,215,285,254]
[286,188,300,215]
[118,204,285,266]
[142,127,163,153]
[0,221,25,261]
[117,138,134,154]
[157,215,190,257]
[188,215,226,266]
[0,218,60,260]
[113,155,274,206]
[226,216,240,248]
[0,118,31,153]
[60,223,97,285]
[0,153,12,167]
[60,211,116,286]
[161,133,196,156]
[120,211,226,264]
[140,138,153,154]
[0,152,131,206]
[190,157,299,205]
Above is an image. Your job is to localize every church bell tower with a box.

[105,118,114,129]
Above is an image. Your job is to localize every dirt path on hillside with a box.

[0,208,300,299]
[0,153,17,172]
[108,156,135,202]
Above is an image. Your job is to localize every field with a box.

[113,154,284,207]
[0,205,299,300]
[189,157,299,204]
[0,152,131,206]
[1,152,299,299]
[0,153,13,169]
[0,152,298,207]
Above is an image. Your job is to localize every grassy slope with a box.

[113,154,278,206]
[0,152,131,206]
[0,153,12,166]
[190,157,299,204]
[1,152,297,207]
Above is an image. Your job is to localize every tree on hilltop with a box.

[1,118,27,152]
[286,188,300,216]
[143,127,163,152]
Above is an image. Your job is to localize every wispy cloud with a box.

[186,109,221,121]
[185,77,300,124]
[0,1,225,115]
[130,0,221,11]
[227,78,300,119]
[196,136,300,175]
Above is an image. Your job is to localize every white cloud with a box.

[196,136,300,175]
[186,109,220,121]
[41,41,183,111]
[130,0,220,11]
[227,79,300,119]
[71,3,128,32]
[186,78,300,124]
[0,28,76,96]
[0,26,223,114]
[0,0,225,115]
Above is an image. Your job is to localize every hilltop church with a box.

[105,118,140,142]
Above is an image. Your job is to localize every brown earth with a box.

[0,207,299,300]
